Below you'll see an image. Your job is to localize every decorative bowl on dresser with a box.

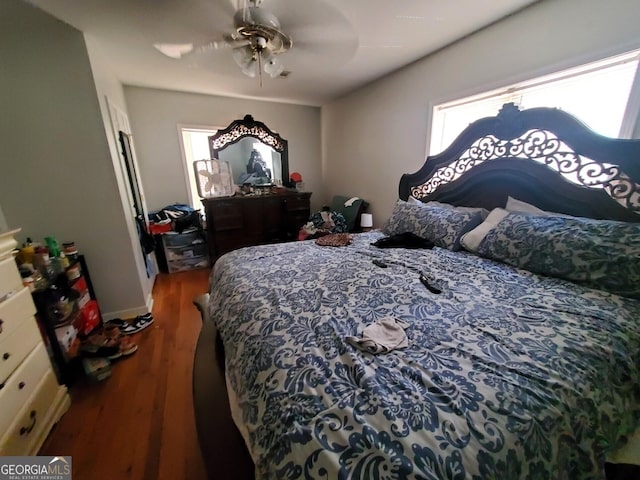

[0,229,70,455]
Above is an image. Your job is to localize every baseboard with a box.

[102,292,154,321]
[146,292,154,314]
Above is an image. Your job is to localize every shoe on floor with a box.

[120,314,154,335]
[107,337,138,360]
[80,332,119,358]
[104,318,127,328]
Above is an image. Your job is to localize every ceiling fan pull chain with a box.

[258,49,263,88]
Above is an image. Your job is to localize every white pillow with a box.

[505,196,549,216]
[460,208,509,252]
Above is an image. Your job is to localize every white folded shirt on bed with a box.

[345,317,409,354]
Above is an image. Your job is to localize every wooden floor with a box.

[40,268,210,480]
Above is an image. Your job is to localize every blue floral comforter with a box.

[208,232,640,479]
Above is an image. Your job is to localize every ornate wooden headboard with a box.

[399,103,640,222]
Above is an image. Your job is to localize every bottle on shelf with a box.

[17,237,35,265]
[63,242,78,262]
[45,236,65,278]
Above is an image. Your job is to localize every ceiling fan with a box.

[154,0,292,86]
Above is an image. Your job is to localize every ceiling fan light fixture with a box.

[241,61,259,78]
[231,46,254,69]
[264,57,284,78]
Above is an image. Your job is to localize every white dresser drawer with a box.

[0,317,41,385]
[0,256,22,301]
[0,369,62,456]
[0,287,37,340]
[0,343,52,435]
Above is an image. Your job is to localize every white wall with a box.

[84,35,155,315]
[124,87,324,212]
[0,0,150,317]
[322,0,640,226]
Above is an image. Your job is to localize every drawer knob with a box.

[19,410,37,436]
[2,352,9,361]
[18,381,26,389]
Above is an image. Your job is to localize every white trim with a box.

[437,52,639,112]
[176,123,222,209]
[424,41,640,157]
[101,291,154,322]
[619,61,640,138]
[428,48,640,155]
[105,96,156,287]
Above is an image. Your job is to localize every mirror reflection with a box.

[217,137,282,186]
[209,114,290,190]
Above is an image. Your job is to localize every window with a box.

[178,126,218,209]
[429,50,640,155]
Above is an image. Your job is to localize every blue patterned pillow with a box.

[476,212,640,299]
[383,201,483,251]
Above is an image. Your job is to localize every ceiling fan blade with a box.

[153,43,194,59]
[194,37,251,54]
[223,33,252,48]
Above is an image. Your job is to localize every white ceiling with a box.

[27,0,537,106]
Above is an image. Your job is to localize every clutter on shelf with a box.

[298,207,348,241]
[148,204,209,273]
[14,234,154,385]
[148,203,204,234]
[297,196,369,240]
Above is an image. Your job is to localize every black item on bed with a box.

[371,231,435,249]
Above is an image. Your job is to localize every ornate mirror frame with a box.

[209,115,289,187]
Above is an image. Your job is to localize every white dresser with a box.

[0,229,70,455]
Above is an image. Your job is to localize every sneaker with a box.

[104,318,127,328]
[107,337,138,360]
[80,332,119,358]
[120,314,154,335]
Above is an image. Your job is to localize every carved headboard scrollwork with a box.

[399,103,640,222]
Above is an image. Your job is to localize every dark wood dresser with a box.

[203,191,311,261]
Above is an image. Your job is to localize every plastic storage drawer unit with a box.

[161,229,209,273]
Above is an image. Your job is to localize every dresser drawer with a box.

[0,287,37,340]
[283,195,310,212]
[0,317,42,385]
[211,202,244,231]
[0,369,61,456]
[0,343,51,434]
[0,256,22,301]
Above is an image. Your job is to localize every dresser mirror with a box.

[209,115,289,188]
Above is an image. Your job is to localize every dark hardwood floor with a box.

[39,269,210,480]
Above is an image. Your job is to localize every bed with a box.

[193,103,640,480]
